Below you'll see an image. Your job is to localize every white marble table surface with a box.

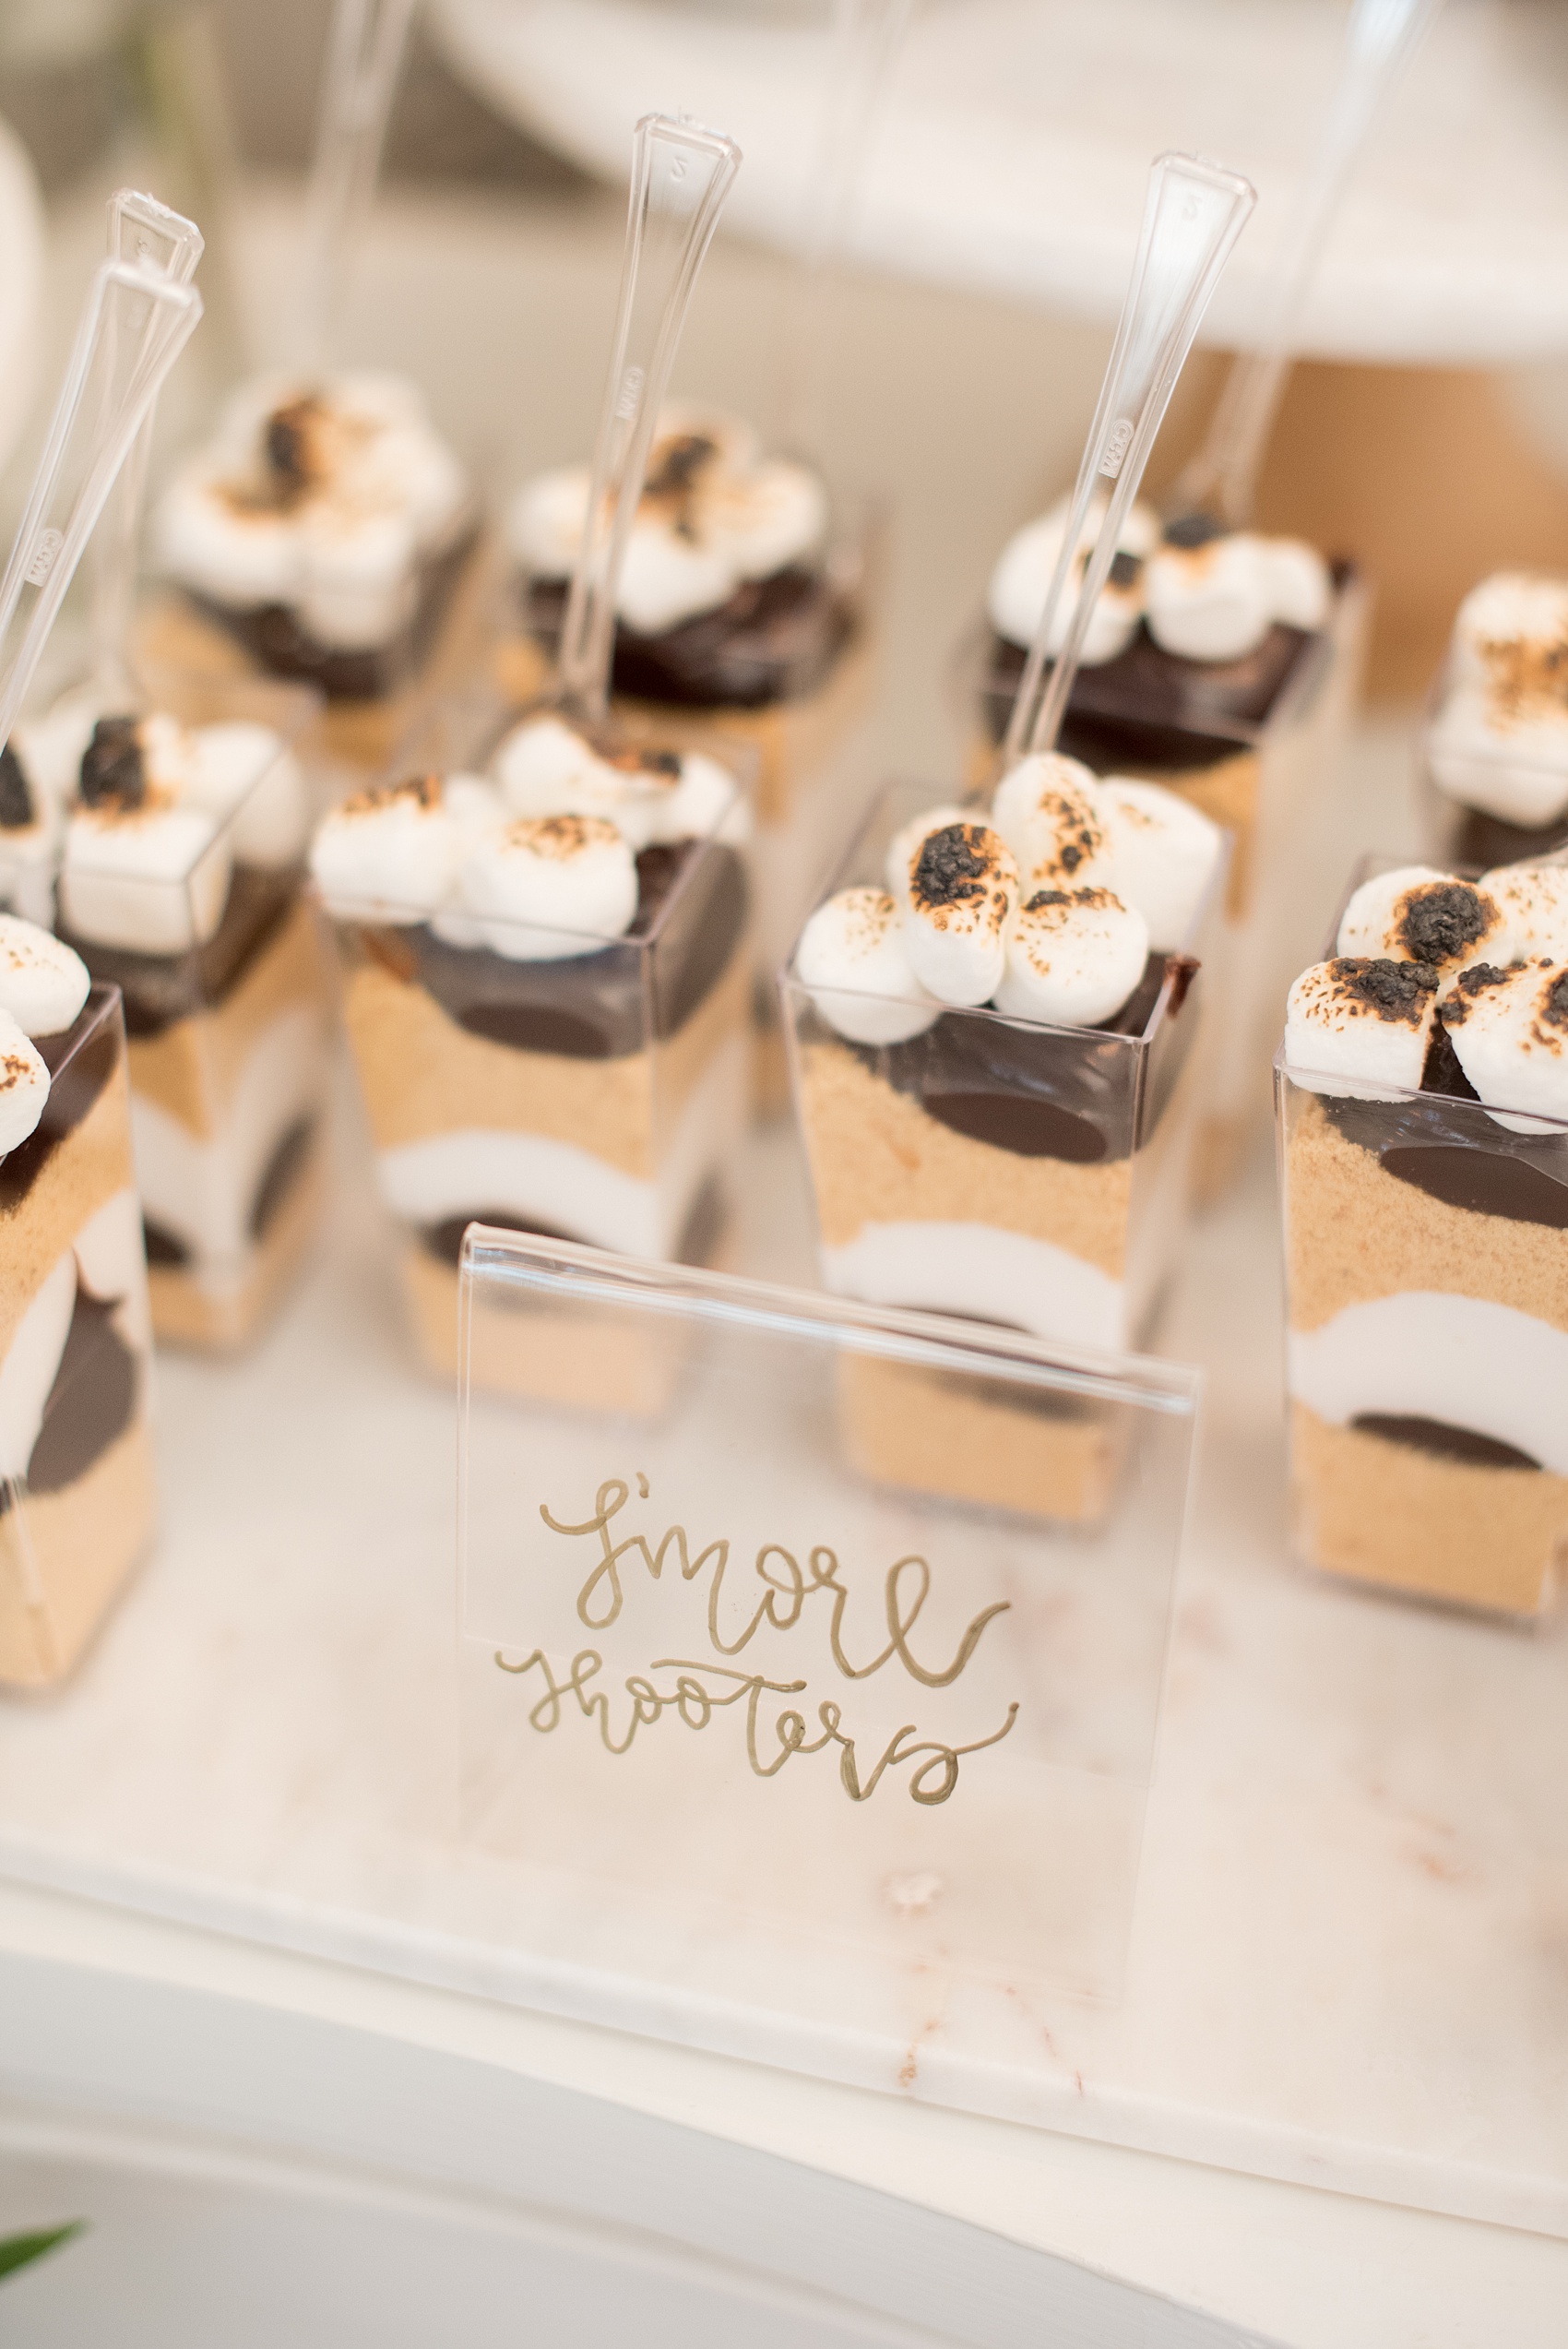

[0,1071,1563,2247]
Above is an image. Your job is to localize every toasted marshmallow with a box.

[993,885,1148,1027]
[0,738,63,928]
[1258,538,1333,632]
[1450,572,1568,683]
[1483,863,1568,961]
[309,775,461,924]
[1428,684,1568,829]
[985,493,1158,662]
[61,790,231,953]
[1146,526,1271,662]
[449,814,638,961]
[156,372,470,648]
[1098,777,1224,950]
[884,804,972,900]
[187,722,310,868]
[796,887,941,1045]
[508,410,827,636]
[989,753,1112,892]
[900,820,1018,1006]
[1336,864,1512,978]
[0,918,89,1037]
[1285,958,1438,1102]
[1439,959,1568,1129]
[0,1007,49,1152]
[493,714,684,853]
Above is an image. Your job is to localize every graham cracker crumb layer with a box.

[342,936,748,1182]
[0,1051,136,1360]
[1290,1401,1568,1615]
[129,892,329,1141]
[798,1038,1133,1280]
[837,1351,1120,1528]
[1285,1091,1568,1337]
[0,1412,157,1687]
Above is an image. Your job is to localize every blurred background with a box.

[0,0,1563,790]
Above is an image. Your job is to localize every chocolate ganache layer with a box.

[1349,1412,1543,1473]
[0,988,120,1216]
[59,864,303,1040]
[524,568,856,711]
[832,950,1197,1165]
[1322,1024,1568,1230]
[981,563,1351,772]
[356,839,748,1060]
[22,1286,138,1498]
[190,523,478,702]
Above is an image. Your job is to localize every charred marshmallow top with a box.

[800,751,1222,1042]
[309,713,743,953]
[0,915,89,1152]
[1438,958,1568,1130]
[156,373,472,654]
[508,410,828,637]
[1335,864,1513,978]
[56,711,306,955]
[988,498,1330,667]
[1285,957,1439,1102]
[1429,572,1568,829]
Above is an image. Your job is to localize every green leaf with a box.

[0,2223,86,2281]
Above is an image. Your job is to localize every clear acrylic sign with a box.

[457,1231,1200,2009]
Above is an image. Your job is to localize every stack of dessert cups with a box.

[141,0,484,773]
[1423,572,1568,870]
[0,203,208,1684]
[311,114,756,1400]
[6,196,337,1354]
[959,0,1442,1198]
[1277,856,1568,1616]
[784,152,1253,1524]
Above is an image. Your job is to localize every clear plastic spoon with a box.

[1004,154,1255,769]
[0,253,203,753]
[293,0,420,371]
[556,113,742,722]
[1171,0,1440,527]
[782,0,914,457]
[90,190,206,702]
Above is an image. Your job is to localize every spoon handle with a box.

[90,191,205,700]
[294,0,419,369]
[1176,0,1439,525]
[1005,153,1255,768]
[0,250,202,751]
[557,113,742,720]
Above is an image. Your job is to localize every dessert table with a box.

[2,182,1566,2348]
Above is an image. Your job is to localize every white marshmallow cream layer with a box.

[820,1221,1132,1353]
[1289,1292,1568,1474]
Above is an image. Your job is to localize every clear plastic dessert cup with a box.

[146,372,487,774]
[965,561,1369,1195]
[320,726,754,1389]
[502,448,883,1111]
[0,984,158,1687]
[1277,1050,1568,1617]
[783,780,1222,1527]
[19,675,334,1350]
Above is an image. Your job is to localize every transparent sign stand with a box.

[458,1228,1200,2024]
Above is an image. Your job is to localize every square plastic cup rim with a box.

[458,1219,1202,1420]
[1273,1037,1568,1140]
[779,773,1230,1057]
